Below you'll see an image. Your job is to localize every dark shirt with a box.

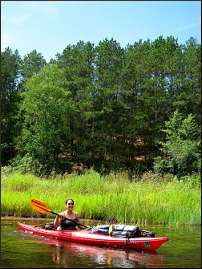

[60,219,77,230]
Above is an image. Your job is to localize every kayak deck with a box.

[18,222,169,251]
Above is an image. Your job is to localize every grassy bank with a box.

[1,170,201,225]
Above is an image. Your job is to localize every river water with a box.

[1,219,201,268]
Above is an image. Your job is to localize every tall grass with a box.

[1,169,201,225]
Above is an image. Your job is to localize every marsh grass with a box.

[1,169,201,225]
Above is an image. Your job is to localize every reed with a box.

[1,170,201,225]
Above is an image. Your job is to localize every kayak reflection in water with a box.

[54,199,87,230]
[50,240,166,268]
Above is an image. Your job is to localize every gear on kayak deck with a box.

[90,224,155,238]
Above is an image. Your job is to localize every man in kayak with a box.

[54,199,85,230]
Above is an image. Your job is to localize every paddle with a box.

[31,199,89,229]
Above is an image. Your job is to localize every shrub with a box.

[10,154,43,176]
[154,111,200,178]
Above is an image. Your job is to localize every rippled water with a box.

[1,220,201,268]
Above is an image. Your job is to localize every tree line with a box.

[1,36,201,177]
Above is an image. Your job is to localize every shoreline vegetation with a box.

[2,169,201,225]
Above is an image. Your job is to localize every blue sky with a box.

[1,1,201,61]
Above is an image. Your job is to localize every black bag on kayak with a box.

[140,229,155,237]
[111,225,141,238]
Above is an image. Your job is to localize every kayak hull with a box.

[18,222,168,251]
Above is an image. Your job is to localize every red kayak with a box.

[18,222,168,251]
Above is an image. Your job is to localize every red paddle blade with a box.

[31,199,51,214]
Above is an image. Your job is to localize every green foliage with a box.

[56,41,96,166]
[20,64,75,172]
[154,111,200,177]
[3,172,36,192]
[2,37,201,176]
[1,170,201,224]
[153,157,172,175]
[9,154,43,176]
[20,50,46,80]
[1,47,21,163]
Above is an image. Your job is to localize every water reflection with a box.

[19,232,166,268]
[51,242,165,268]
